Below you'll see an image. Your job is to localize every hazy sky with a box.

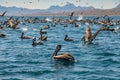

[0,0,120,9]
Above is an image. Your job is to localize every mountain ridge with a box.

[116,4,120,8]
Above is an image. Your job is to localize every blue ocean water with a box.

[0,16,120,80]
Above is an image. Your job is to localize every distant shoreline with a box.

[6,14,120,17]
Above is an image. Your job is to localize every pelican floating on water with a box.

[53,45,75,63]
[32,37,43,46]
[40,33,47,41]
[40,29,47,34]
[64,35,73,41]
[39,29,47,41]
[0,33,6,38]
[21,32,31,39]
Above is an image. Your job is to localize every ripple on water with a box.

[0,16,120,80]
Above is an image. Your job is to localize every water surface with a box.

[0,16,120,80]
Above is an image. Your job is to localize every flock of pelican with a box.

[0,11,120,64]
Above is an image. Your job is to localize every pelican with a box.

[40,29,47,34]
[64,35,73,41]
[0,26,4,30]
[7,17,20,29]
[39,29,47,41]
[64,23,68,27]
[84,26,105,44]
[32,37,43,46]
[0,33,6,38]
[21,32,31,39]
[52,45,75,63]
[74,22,79,27]
[40,33,47,41]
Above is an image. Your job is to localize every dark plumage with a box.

[32,37,43,46]
[21,32,31,39]
[69,12,74,20]
[0,33,6,38]
[64,35,73,41]
[39,29,47,41]
[40,29,47,34]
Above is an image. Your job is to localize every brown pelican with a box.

[40,33,47,41]
[53,45,75,63]
[0,26,4,30]
[64,35,73,41]
[21,32,31,39]
[64,23,68,27]
[40,29,47,34]
[39,29,47,41]
[32,37,43,46]
[74,22,79,27]
[85,26,105,44]
[0,33,6,38]
[7,17,20,29]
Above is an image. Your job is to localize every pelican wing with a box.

[53,53,73,60]
[9,20,14,27]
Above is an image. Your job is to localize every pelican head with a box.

[33,37,36,42]
[86,26,91,32]
[21,32,24,38]
[64,34,68,39]
[65,34,68,37]
[40,29,42,34]
[32,37,36,45]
